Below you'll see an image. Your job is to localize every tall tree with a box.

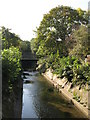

[33,6,88,58]
[1,26,21,49]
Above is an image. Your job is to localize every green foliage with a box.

[72,63,90,85]
[2,47,22,90]
[30,6,89,86]
[52,56,90,85]
[30,38,41,54]
[53,56,78,81]
[68,26,89,58]
[1,26,21,49]
[20,40,31,52]
[33,6,88,58]
[73,91,80,102]
[37,53,89,85]
[1,26,24,95]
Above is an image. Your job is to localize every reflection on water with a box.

[22,71,85,118]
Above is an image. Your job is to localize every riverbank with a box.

[42,68,90,119]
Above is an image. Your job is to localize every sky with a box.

[0,0,89,41]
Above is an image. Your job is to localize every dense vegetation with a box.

[1,26,21,50]
[1,27,31,93]
[2,47,21,91]
[20,40,31,52]
[0,27,21,93]
[31,6,89,86]
[1,5,89,95]
[1,26,33,118]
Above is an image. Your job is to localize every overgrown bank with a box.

[31,5,90,118]
[36,56,90,118]
[30,6,89,87]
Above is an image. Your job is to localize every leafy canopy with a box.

[32,6,88,58]
[1,26,21,49]
[68,25,89,58]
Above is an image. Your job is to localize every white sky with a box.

[0,0,89,40]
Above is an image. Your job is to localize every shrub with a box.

[72,63,90,85]
[53,56,79,81]
[53,56,89,85]
[2,47,22,91]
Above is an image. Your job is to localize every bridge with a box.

[21,52,38,70]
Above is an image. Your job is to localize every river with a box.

[21,71,85,119]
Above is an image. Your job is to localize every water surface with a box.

[22,71,85,118]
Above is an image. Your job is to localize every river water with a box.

[21,71,85,119]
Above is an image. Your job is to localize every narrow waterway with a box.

[21,71,85,118]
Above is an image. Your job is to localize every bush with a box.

[37,53,90,86]
[2,47,22,91]
[72,63,90,85]
[53,56,89,85]
[53,56,79,81]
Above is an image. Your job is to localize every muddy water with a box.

[21,71,85,119]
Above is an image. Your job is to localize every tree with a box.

[68,25,89,58]
[1,26,21,49]
[34,6,88,58]
[20,40,31,52]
